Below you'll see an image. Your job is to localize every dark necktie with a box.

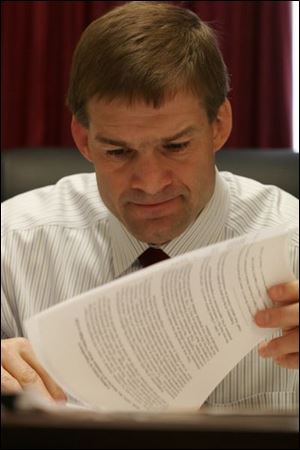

[138,247,169,268]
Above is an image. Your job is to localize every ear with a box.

[71,116,93,162]
[212,99,232,153]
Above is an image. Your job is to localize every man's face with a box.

[73,92,230,245]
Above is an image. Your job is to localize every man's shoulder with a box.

[1,173,109,236]
[221,171,299,231]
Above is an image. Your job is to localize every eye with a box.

[106,148,133,159]
[164,141,190,152]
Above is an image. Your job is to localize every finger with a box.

[258,329,299,358]
[274,353,299,369]
[20,347,67,402]
[254,302,299,328]
[3,354,57,402]
[2,338,67,402]
[268,280,299,304]
[1,366,22,394]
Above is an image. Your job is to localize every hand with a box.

[254,280,299,369]
[1,337,67,402]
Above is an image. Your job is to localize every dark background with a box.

[1,1,293,150]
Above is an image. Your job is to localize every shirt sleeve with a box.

[1,233,23,338]
[1,284,20,338]
[289,228,299,279]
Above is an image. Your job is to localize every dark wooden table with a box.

[2,406,299,449]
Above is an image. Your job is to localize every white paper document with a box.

[25,225,296,412]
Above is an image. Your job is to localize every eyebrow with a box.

[161,126,197,143]
[94,126,196,147]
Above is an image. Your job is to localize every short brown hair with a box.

[66,1,230,127]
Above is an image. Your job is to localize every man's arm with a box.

[255,280,299,369]
[1,337,67,402]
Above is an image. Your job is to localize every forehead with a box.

[87,92,207,132]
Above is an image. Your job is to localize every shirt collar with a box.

[109,169,230,278]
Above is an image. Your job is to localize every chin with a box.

[127,220,190,245]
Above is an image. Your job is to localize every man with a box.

[1,1,298,410]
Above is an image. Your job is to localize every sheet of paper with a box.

[25,225,296,412]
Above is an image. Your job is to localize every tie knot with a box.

[138,248,169,268]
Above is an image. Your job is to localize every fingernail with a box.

[255,310,269,326]
[258,342,268,357]
[269,285,283,300]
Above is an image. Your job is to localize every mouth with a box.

[128,197,181,218]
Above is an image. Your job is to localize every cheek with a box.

[181,156,215,200]
[180,157,209,185]
[94,164,128,206]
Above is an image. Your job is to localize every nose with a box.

[130,152,173,195]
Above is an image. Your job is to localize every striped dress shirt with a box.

[1,169,299,411]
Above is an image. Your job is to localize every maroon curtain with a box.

[1,0,292,150]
